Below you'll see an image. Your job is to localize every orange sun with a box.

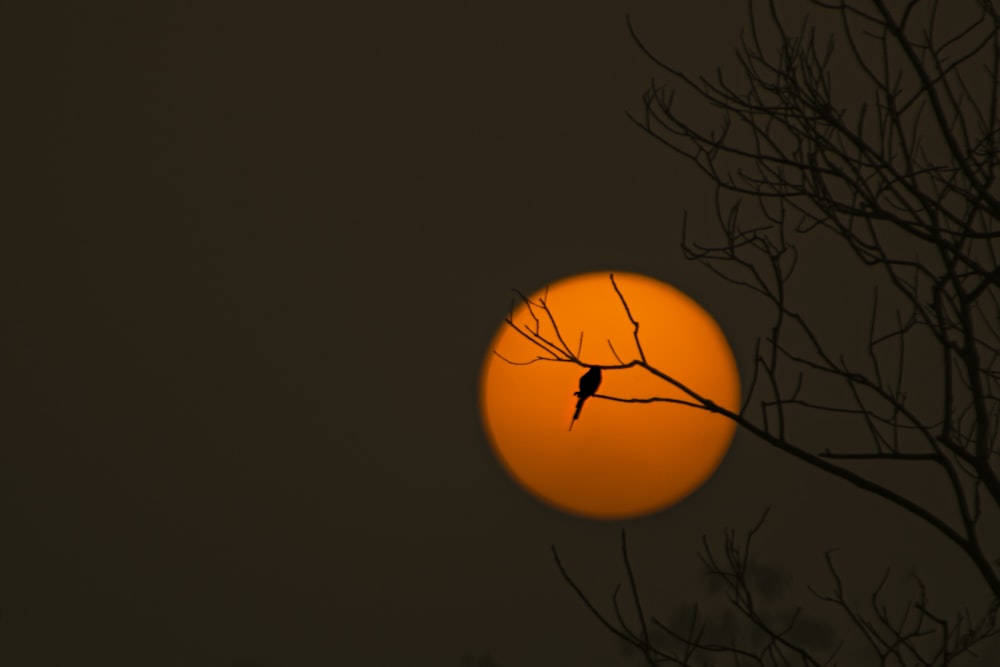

[479,272,740,519]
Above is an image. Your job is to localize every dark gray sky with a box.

[5,2,995,665]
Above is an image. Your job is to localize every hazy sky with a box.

[6,2,995,665]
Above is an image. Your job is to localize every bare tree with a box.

[499,0,1000,663]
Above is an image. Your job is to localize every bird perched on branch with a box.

[569,366,602,431]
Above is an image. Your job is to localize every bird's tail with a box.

[569,395,585,431]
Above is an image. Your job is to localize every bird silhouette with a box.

[569,366,602,431]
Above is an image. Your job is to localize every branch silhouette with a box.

[499,273,997,600]
[498,0,1000,662]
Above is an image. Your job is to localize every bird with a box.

[569,366,602,431]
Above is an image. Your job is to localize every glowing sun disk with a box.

[479,272,740,519]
